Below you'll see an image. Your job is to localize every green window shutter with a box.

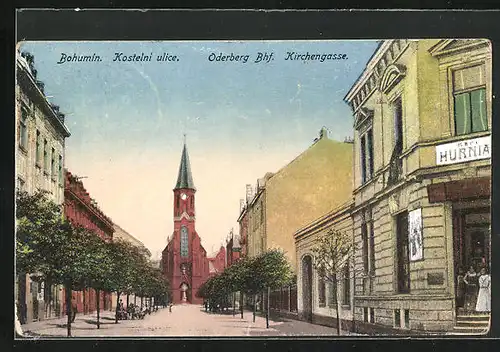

[454,92,471,135]
[471,88,487,133]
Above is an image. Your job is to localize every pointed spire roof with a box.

[174,141,196,190]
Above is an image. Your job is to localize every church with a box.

[161,141,226,304]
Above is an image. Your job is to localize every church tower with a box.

[162,141,209,304]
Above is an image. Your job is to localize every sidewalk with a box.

[21,310,118,337]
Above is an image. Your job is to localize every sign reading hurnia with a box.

[436,135,491,166]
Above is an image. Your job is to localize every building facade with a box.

[239,128,354,271]
[344,39,491,334]
[208,247,227,277]
[226,231,241,267]
[16,52,71,323]
[63,170,115,315]
[295,202,355,331]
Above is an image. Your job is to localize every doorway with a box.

[453,207,490,314]
[301,255,313,322]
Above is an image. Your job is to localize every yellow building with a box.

[344,39,491,334]
[295,201,355,330]
[240,128,353,271]
[16,52,71,324]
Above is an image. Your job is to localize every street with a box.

[20,304,348,337]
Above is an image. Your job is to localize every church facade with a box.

[161,142,225,304]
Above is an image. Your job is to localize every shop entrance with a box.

[453,206,490,314]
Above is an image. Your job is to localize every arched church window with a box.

[180,226,189,257]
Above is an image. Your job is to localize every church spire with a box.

[174,140,196,190]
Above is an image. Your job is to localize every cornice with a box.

[65,189,114,230]
[428,39,490,58]
[16,60,71,138]
[345,39,412,114]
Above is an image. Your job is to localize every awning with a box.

[427,176,490,203]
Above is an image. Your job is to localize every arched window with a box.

[180,226,189,257]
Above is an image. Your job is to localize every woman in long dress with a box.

[463,266,478,312]
[475,267,491,313]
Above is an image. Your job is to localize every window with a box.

[328,277,337,307]
[453,65,488,135]
[58,155,63,184]
[35,130,41,165]
[367,129,374,177]
[51,148,56,180]
[318,268,326,307]
[404,309,410,328]
[396,211,410,293]
[19,107,28,151]
[394,309,401,327]
[342,263,350,306]
[360,135,367,183]
[43,139,49,172]
[361,222,369,273]
[369,219,376,275]
[369,308,375,323]
[180,226,188,257]
[393,97,403,155]
[454,88,487,135]
[363,307,369,322]
[360,129,374,184]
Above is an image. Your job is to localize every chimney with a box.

[240,198,245,212]
[245,184,253,202]
[319,127,328,140]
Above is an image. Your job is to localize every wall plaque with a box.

[427,272,444,285]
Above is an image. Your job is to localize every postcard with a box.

[14,37,492,338]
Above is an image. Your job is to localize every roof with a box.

[16,54,71,138]
[174,142,196,190]
[208,261,217,273]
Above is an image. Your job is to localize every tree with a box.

[16,190,64,325]
[16,191,113,336]
[252,250,294,328]
[83,233,114,329]
[311,228,356,336]
[108,239,142,323]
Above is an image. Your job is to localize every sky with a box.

[18,40,378,259]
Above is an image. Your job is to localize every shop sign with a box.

[436,135,491,166]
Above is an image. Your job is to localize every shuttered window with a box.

[453,65,488,136]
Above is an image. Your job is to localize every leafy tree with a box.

[251,249,294,327]
[83,233,114,329]
[108,239,141,323]
[311,228,356,336]
[17,191,111,336]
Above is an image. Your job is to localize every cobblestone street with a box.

[19,304,354,337]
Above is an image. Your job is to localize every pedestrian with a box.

[70,297,78,323]
[475,267,491,313]
[169,302,172,313]
[463,265,478,312]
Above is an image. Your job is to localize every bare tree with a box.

[311,228,358,336]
